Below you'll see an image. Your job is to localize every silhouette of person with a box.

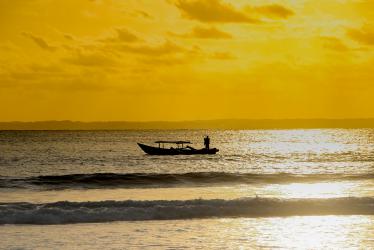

[204,136,210,149]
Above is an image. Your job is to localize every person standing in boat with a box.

[204,136,210,149]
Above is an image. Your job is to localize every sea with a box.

[1,129,374,249]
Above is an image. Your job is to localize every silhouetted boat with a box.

[138,141,219,155]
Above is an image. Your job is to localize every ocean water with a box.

[1,129,374,249]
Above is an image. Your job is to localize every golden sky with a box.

[0,0,373,121]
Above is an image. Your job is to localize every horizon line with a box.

[2,118,374,123]
[1,118,374,130]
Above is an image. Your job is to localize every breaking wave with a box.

[1,197,374,225]
[2,172,374,189]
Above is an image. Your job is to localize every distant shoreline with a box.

[1,119,374,130]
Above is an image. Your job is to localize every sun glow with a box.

[264,182,358,198]
[242,216,372,249]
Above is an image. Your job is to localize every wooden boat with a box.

[138,141,219,155]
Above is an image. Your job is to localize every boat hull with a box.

[137,143,219,155]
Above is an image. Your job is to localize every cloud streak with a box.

[246,4,294,19]
[134,10,153,19]
[111,41,187,57]
[173,26,232,39]
[115,28,139,43]
[63,53,117,67]
[21,32,57,51]
[347,26,374,46]
[320,36,349,52]
[101,28,140,44]
[211,51,235,60]
[174,0,260,23]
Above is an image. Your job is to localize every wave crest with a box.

[2,172,374,189]
[1,197,374,224]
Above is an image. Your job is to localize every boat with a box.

[137,141,219,155]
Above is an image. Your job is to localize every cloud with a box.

[347,26,374,46]
[134,10,153,19]
[100,28,140,44]
[63,53,117,67]
[63,34,75,41]
[112,41,187,57]
[124,9,153,20]
[0,60,123,93]
[0,63,69,89]
[173,26,232,39]
[247,4,294,19]
[0,42,18,52]
[319,36,349,52]
[28,63,64,73]
[115,28,139,43]
[139,56,189,66]
[174,0,259,23]
[21,32,57,51]
[211,51,235,60]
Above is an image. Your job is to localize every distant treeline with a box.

[1,119,374,130]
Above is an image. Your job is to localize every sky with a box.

[0,0,373,121]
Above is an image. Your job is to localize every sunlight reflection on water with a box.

[1,216,373,249]
[263,181,358,198]
[238,216,373,249]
